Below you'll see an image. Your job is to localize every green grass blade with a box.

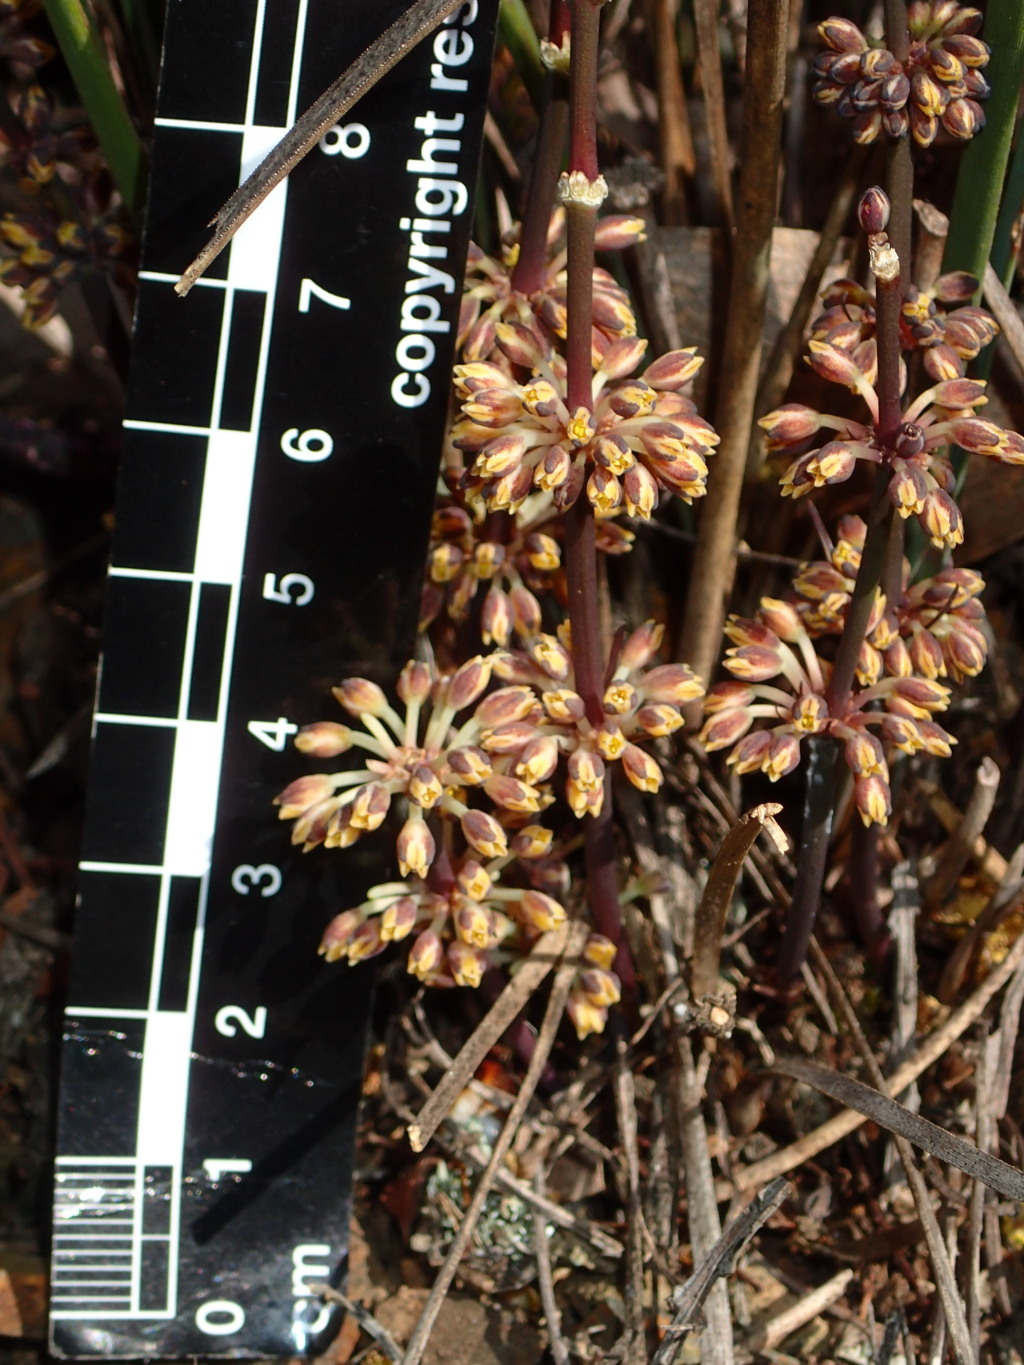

[42,0,146,217]
[498,0,545,112]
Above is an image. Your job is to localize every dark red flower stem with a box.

[560,0,634,989]
[511,1,570,296]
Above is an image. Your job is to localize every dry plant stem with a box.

[512,88,569,293]
[746,1268,855,1355]
[614,1035,646,1364]
[691,803,786,1001]
[312,1284,403,1363]
[913,199,949,292]
[924,756,1001,909]
[675,1036,734,1365]
[732,924,1024,1192]
[679,0,788,691]
[982,262,1024,382]
[651,0,695,224]
[399,923,588,1365]
[774,737,836,989]
[407,923,569,1151]
[804,941,978,1365]
[692,0,734,230]
[532,1172,570,1365]
[651,1176,791,1365]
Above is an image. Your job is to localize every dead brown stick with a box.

[532,1172,570,1365]
[937,842,1024,1004]
[311,1283,402,1363]
[651,0,696,224]
[924,756,1001,908]
[691,803,787,1001]
[926,784,1007,882]
[615,1037,647,1365]
[675,1037,735,1365]
[692,0,734,231]
[651,1176,790,1364]
[983,262,1024,381]
[802,941,978,1365]
[407,922,568,1152]
[746,1268,855,1354]
[913,199,949,291]
[732,925,1024,1192]
[679,0,790,692]
[399,923,587,1365]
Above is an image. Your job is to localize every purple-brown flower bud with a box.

[515,735,560,784]
[510,824,554,859]
[461,809,509,858]
[517,889,567,932]
[594,214,647,250]
[579,967,622,1007]
[396,660,433,706]
[350,782,391,830]
[381,896,418,943]
[397,817,436,878]
[818,17,868,52]
[275,773,336,819]
[621,743,663,793]
[446,745,492,784]
[855,774,891,827]
[484,774,543,813]
[408,928,444,981]
[333,677,388,717]
[619,620,665,671]
[409,765,442,808]
[639,663,704,704]
[319,909,364,962]
[642,347,703,390]
[347,918,387,964]
[758,403,824,445]
[635,703,684,737]
[623,463,659,518]
[448,940,487,988]
[294,722,353,758]
[857,186,890,235]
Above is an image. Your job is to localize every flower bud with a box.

[408,928,444,981]
[294,721,353,757]
[495,320,548,368]
[618,620,665,672]
[396,813,435,875]
[919,488,964,548]
[319,909,364,962]
[594,214,647,250]
[274,773,336,819]
[596,724,627,761]
[642,347,703,390]
[396,660,433,707]
[380,896,418,942]
[446,744,492,784]
[461,809,508,858]
[764,733,802,781]
[510,824,554,859]
[818,17,868,52]
[333,677,388,717]
[350,782,391,831]
[599,335,648,380]
[942,96,984,139]
[623,463,659,518]
[587,466,623,515]
[758,403,824,445]
[699,707,755,751]
[515,734,559,784]
[567,990,607,1040]
[758,598,804,642]
[447,941,487,988]
[409,765,443,808]
[806,339,870,390]
[855,774,891,827]
[639,663,705,704]
[579,967,622,1007]
[516,889,566,932]
[347,918,387,964]
[475,685,537,727]
[621,743,663,793]
[484,774,543,813]
[857,186,890,235]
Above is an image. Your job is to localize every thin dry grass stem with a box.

[651,1176,791,1365]
[927,1213,960,1365]
[614,1035,647,1364]
[732,925,1024,1192]
[986,955,1024,1319]
[679,0,789,694]
[926,784,1009,883]
[650,0,695,224]
[674,1035,734,1365]
[692,0,734,232]
[312,1283,402,1363]
[690,803,787,1002]
[746,1268,855,1356]
[532,1170,570,1365]
[407,922,569,1152]
[925,756,1001,910]
[889,861,921,1110]
[966,1027,996,1356]
[803,939,978,1365]
[399,922,589,1365]
[983,262,1024,382]
[913,199,949,292]
[746,144,869,486]
[937,842,1024,1004]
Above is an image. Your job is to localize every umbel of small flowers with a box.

[813,3,990,146]
[810,270,998,386]
[792,514,989,687]
[421,486,634,646]
[699,596,955,827]
[760,358,1024,549]
[458,208,645,366]
[451,322,718,519]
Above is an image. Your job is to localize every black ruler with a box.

[50,1,495,1356]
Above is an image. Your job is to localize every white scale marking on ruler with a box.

[53,1,312,1324]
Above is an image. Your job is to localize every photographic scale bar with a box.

[50,0,496,1357]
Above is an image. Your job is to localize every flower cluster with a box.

[813,4,990,145]
[0,1,54,72]
[451,326,717,518]
[276,626,702,1032]
[421,489,633,645]
[0,183,133,327]
[0,83,93,188]
[700,597,955,826]
[792,515,989,686]
[811,273,998,384]
[761,358,1024,548]
[459,209,645,366]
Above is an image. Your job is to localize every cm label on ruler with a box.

[51,1,496,1357]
